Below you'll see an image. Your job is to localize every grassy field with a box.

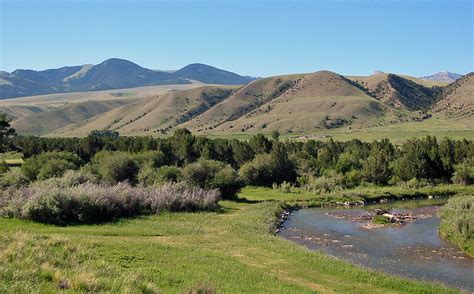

[238,185,474,206]
[0,199,457,293]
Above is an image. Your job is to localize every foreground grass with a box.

[0,200,456,293]
[439,195,474,257]
[238,184,474,206]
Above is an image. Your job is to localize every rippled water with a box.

[279,200,474,291]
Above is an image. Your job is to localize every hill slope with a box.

[432,72,474,118]
[181,71,399,135]
[348,73,441,110]
[51,86,237,137]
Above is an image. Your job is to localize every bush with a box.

[93,152,139,184]
[301,171,347,193]
[183,160,242,199]
[156,166,182,183]
[34,169,100,188]
[452,161,474,185]
[132,151,167,168]
[239,144,297,187]
[0,182,220,225]
[439,195,473,256]
[0,168,29,189]
[21,152,83,181]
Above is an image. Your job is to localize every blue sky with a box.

[0,0,472,77]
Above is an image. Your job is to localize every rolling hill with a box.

[432,72,474,118]
[181,71,403,135]
[0,59,256,99]
[348,73,443,110]
[1,69,472,140]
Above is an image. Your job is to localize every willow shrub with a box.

[0,182,220,225]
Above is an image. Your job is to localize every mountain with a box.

[432,72,474,118]
[348,73,442,110]
[180,71,397,135]
[2,69,472,138]
[420,72,462,83]
[174,63,256,85]
[0,59,255,99]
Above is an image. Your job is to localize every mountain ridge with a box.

[0,58,257,99]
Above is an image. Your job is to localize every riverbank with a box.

[238,184,473,207]
[439,195,474,257]
[0,200,456,293]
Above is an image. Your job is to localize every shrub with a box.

[0,182,220,225]
[239,154,274,186]
[132,151,167,168]
[302,171,347,193]
[34,169,100,188]
[272,181,296,193]
[239,144,297,187]
[0,168,29,189]
[156,166,182,183]
[439,195,473,256]
[21,152,83,181]
[93,152,139,184]
[37,159,77,180]
[183,160,242,199]
[452,161,474,185]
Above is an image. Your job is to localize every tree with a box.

[271,130,280,142]
[362,148,392,184]
[0,114,16,152]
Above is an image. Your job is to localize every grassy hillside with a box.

[12,99,139,136]
[183,71,404,135]
[52,86,237,137]
[0,200,454,293]
[1,71,472,140]
[432,72,473,118]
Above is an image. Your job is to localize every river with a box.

[278,199,474,291]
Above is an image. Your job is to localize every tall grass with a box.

[439,195,474,256]
[0,182,220,225]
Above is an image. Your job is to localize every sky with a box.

[0,0,472,77]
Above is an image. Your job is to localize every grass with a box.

[238,184,474,206]
[439,195,474,257]
[0,200,457,293]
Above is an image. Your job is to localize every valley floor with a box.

[0,196,460,293]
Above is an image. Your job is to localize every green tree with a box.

[0,114,16,152]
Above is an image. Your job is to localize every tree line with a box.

[3,128,473,195]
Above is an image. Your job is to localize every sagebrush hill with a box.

[0,67,471,140]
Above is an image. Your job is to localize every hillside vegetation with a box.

[1,70,472,139]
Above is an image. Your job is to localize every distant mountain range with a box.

[420,71,462,83]
[0,58,257,99]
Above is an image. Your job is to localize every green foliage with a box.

[439,195,474,256]
[21,151,83,181]
[89,130,119,138]
[452,159,474,185]
[183,160,242,199]
[239,143,297,187]
[362,147,392,184]
[0,168,29,189]
[372,215,391,225]
[0,114,16,153]
[93,151,139,184]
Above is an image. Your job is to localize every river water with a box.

[278,199,474,291]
